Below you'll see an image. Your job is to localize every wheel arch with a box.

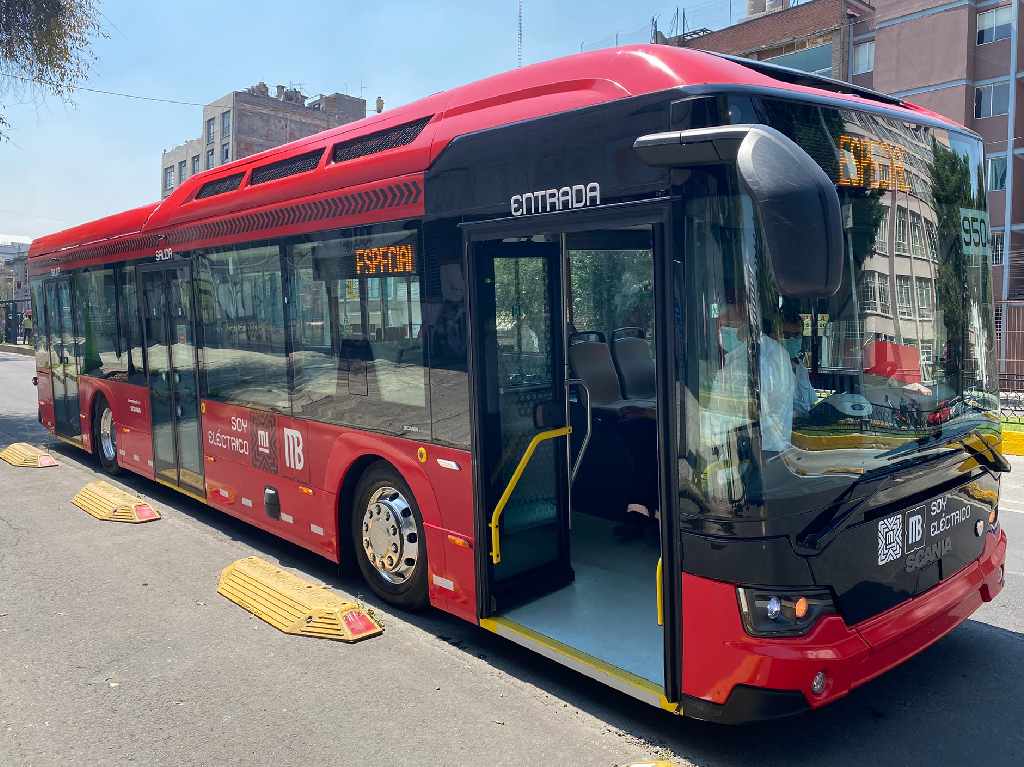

[81,377,116,456]
[324,434,447,591]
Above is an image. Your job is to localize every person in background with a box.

[21,309,33,346]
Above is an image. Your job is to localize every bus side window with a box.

[116,264,146,384]
[286,227,428,437]
[75,266,124,379]
[194,245,290,413]
[423,224,470,449]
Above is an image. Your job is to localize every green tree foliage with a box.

[929,138,975,390]
[0,0,102,138]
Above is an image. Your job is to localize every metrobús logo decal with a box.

[876,495,975,569]
[877,514,903,566]
[283,428,304,471]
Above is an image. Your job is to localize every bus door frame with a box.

[136,259,205,495]
[462,198,683,704]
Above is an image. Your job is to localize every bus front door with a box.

[139,264,204,495]
[472,237,573,607]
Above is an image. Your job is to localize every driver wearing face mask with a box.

[709,304,796,454]
[782,317,815,418]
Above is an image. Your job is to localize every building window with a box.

[978,6,1013,45]
[915,277,933,320]
[206,117,215,144]
[909,211,925,256]
[852,41,874,75]
[895,207,909,254]
[861,270,891,316]
[221,143,230,163]
[975,82,1010,118]
[163,165,174,190]
[988,155,1008,191]
[206,148,215,169]
[920,341,934,383]
[875,209,889,254]
[178,160,187,183]
[192,155,200,174]
[991,230,1005,265]
[896,275,914,318]
[222,110,231,138]
[924,219,938,260]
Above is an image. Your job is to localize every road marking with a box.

[999,504,1024,515]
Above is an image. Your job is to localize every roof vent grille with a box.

[195,172,245,200]
[249,148,325,186]
[331,116,432,164]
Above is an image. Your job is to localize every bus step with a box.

[0,442,57,468]
[217,556,383,643]
[71,480,160,523]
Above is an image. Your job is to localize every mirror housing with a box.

[634,124,843,298]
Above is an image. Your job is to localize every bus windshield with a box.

[682,99,998,519]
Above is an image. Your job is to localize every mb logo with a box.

[906,507,925,553]
[283,428,304,471]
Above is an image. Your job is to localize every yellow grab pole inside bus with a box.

[490,426,572,565]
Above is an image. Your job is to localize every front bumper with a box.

[681,527,1007,723]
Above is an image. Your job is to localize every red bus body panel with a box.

[681,528,1006,709]
[35,370,54,431]
[198,400,476,620]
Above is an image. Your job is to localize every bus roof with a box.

[30,44,965,260]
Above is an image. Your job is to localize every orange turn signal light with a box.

[794,596,809,620]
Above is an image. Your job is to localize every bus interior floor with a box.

[501,512,664,686]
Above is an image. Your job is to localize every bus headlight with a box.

[736,587,836,637]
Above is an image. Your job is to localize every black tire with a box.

[92,395,122,475]
[351,462,429,610]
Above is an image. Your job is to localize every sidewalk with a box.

[0,342,33,356]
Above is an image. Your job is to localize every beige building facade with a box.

[161,83,366,198]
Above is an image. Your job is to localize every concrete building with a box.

[161,83,366,198]
[0,239,30,303]
[663,0,1024,374]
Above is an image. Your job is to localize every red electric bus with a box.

[28,45,1007,723]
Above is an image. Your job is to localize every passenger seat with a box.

[567,332,633,417]
[611,328,656,401]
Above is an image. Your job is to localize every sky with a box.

[0,0,735,240]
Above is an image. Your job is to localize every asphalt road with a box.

[0,349,1020,767]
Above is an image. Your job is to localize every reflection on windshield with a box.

[681,101,999,517]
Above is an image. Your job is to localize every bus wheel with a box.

[93,396,121,475]
[352,463,428,610]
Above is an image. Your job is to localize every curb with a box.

[0,343,33,357]
[1002,431,1024,457]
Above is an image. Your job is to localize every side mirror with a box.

[634,124,844,298]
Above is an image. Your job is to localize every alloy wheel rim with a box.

[361,486,420,585]
[99,407,116,462]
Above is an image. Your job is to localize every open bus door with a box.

[467,204,682,710]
